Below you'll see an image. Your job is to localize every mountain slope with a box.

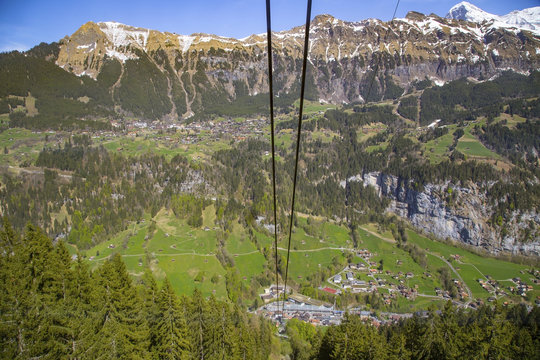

[446,1,540,35]
[2,4,540,123]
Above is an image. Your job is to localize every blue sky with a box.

[1,0,538,52]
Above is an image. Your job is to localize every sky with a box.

[1,0,538,52]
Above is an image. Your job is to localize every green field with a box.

[294,99,336,115]
[98,132,231,162]
[406,230,540,301]
[77,206,539,308]
[0,128,48,166]
[456,132,501,160]
[424,132,455,164]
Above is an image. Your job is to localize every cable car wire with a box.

[283,0,313,316]
[265,0,281,321]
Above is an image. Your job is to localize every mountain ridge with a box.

[446,1,540,35]
[50,3,539,120]
[2,2,539,122]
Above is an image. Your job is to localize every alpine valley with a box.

[1,1,540,358]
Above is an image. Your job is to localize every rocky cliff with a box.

[50,8,540,120]
[354,172,540,256]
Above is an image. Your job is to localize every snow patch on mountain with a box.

[106,48,138,63]
[178,35,195,53]
[446,2,540,36]
[98,21,150,48]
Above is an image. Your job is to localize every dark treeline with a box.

[283,301,540,359]
[1,140,193,248]
[0,220,273,360]
[312,302,540,360]
[477,120,540,165]
[419,71,540,125]
[0,47,116,130]
[397,95,418,121]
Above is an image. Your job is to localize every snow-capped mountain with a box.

[4,1,536,119]
[446,1,540,35]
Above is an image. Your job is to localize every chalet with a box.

[269,285,287,294]
[334,274,342,284]
[346,272,354,282]
[406,272,414,278]
[260,293,274,302]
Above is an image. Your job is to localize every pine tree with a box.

[153,278,190,359]
[0,218,24,358]
[70,256,96,358]
[187,289,209,360]
[431,301,461,359]
[88,254,150,359]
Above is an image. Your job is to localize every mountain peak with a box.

[446,2,540,35]
[446,2,493,23]
[312,14,338,26]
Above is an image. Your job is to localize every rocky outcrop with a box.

[352,172,540,256]
[51,10,540,120]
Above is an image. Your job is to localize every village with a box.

[256,285,416,328]
[256,246,537,325]
[321,248,421,304]
[119,116,268,144]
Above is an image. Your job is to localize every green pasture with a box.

[98,132,231,162]
[406,230,539,298]
[0,128,48,166]
[155,253,227,299]
[80,208,538,305]
[424,132,454,164]
[365,142,388,153]
[294,99,336,115]
[282,248,346,282]
[456,132,500,160]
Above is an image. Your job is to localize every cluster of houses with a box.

[90,116,268,152]
[259,285,289,303]
[478,276,508,298]
[453,279,470,300]
[509,277,533,297]
[333,269,375,294]
[171,117,266,144]
[258,300,342,326]
[350,309,415,327]
[356,249,373,259]
[328,260,420,302]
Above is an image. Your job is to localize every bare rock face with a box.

[358,172,540,256]
[51,10,540,119]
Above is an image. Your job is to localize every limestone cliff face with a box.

[357,172,540,256]
[53,11,540,119]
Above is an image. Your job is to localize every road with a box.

[359,225,473,301]
[425,250,473,301]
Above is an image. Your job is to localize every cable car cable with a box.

[265,0,281,322]
[283,0,313,317]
